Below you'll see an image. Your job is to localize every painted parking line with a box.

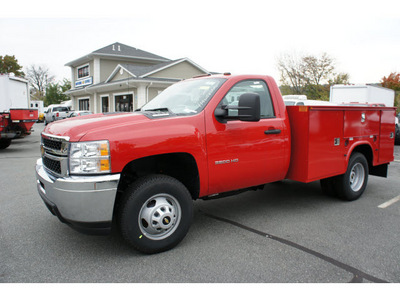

[378,195,400,209]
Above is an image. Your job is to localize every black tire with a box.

[0,139,12,150]
[118,174,193,254]
[335,152,369,201]
[320,177,338,197]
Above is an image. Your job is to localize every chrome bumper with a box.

[35,158,120,225]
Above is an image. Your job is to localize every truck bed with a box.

[285,105,395,183]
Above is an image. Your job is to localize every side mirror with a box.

[215,93,261,123]
[238,93,260,122]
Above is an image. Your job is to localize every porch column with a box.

[93,92,98,113]
[137,84,147,110]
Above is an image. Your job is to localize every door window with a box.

[221,80,275,118]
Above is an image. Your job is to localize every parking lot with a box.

[1,122,400,283]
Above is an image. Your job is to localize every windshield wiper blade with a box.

[143,107,174,114]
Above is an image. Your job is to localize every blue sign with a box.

[75,77,93,88]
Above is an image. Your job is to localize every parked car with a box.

[69,110,93,118]
[45,105,70,125]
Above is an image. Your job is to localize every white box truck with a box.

[0,74,38,149]
[330,84,395,107]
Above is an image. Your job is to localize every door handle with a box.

[264,129,281,135]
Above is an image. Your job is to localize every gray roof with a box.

[120,59,182,77]
[92,42,170,62]
[65,42,170,66]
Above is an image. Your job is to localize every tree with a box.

[381,72,400,112]
[302,53,334,86]
[277,52,349,100]
[26,65,55,101]
[0,55,25,76]
[277,52,307,94]
[328,73,350,85]
[44,79,71,106]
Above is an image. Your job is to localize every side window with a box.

[221,80,275,118]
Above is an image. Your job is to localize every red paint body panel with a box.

[286,106,395,183]
[0,109,38,136]
[204,75,290,194]
[42,74,395,197]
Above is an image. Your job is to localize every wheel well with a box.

[116,153,200,200]
[351,144,373,170]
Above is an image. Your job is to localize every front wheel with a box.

[118,175,193,254]
[335,152,369,201]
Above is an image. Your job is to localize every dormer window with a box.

[77,65,89,79]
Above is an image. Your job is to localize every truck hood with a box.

[44,112,150,141]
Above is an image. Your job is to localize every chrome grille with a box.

[42,138,62,151]
[41,133,70,177]
[43,156,62,174]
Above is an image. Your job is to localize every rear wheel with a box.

[335,152,368,201]
[0,139,12,150]
[118,174,193,254]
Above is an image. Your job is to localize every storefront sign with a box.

[75,77,93,88]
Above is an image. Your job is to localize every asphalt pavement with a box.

[1,122,399,283]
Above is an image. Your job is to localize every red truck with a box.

[1,74,38,149]
[35,74,396,253]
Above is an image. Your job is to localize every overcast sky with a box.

[1,0,399,85]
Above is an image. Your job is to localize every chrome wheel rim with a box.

[349,163,365,192]
[138,193,181,240]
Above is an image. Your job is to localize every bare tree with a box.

[277,52,349,100]
[26,65,55,100]
[302,53,334,86]
[277,52,307,94]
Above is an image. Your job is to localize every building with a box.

[65,42,210,113]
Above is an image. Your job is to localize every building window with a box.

[77,65,89,79]
[115,94,133,112]
[101,96,109,113]
[79,98,90,111]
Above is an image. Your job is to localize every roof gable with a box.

[105,58,209,83]
[65,42,170,67]
[92,42,170,62]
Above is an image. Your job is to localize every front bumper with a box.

[35,158,120,234]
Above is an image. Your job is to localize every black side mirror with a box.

[238,93,260,122]
[215,92,261,123]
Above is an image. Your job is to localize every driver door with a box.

[206,79,286,195]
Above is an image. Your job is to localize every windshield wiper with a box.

[142,107,176,116]
[143,107,173,113]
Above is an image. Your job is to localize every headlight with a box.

[69,140,111,174]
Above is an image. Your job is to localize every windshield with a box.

[141,78,226,115]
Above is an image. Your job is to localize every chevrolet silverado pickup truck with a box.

[35,74,396,254]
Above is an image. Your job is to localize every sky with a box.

[1,0,399,85]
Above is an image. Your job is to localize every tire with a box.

[0,139,12,150]
[335,152,369,201]
[118,174,193,254]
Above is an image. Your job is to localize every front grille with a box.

[43,156,62,174]
[43,138,62,151]
[41,134,69,177]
